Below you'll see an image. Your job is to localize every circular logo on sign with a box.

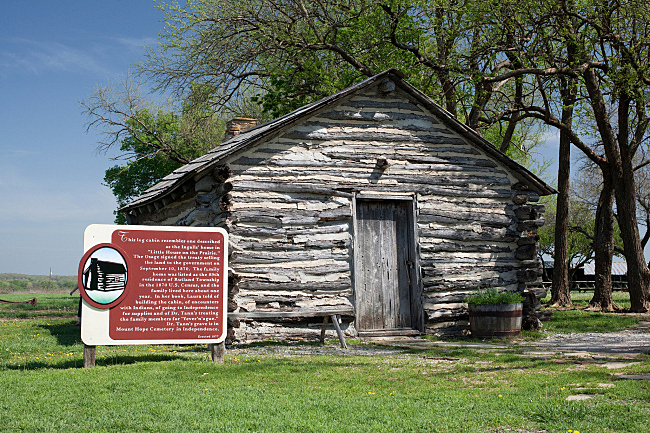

[78,244,129,309]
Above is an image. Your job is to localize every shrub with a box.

[466,288,524,306]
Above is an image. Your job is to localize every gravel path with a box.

[226,328,650,359]
[529,329,650,355]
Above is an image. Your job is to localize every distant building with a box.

[542,261,628,291]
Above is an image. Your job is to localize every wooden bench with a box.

[228,306,355,349]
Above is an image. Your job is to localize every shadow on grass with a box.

[3,353,189,371]
[38,322,82,346]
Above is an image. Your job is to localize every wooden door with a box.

[355,200,415,331]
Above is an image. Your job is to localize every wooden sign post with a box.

[78,225,228,367]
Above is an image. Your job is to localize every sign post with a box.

[79,225,228,366]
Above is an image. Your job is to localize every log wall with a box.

[133,82,545,341]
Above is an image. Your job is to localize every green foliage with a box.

[466,288,524,306]
[147,1,531,129]
[0,274,77,293]
[536,191,620,270]
[102,109,224,222]
[482,120,554,179]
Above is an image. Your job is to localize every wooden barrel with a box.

[468,303,523,338]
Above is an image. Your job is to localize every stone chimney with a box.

[224,117,259,141]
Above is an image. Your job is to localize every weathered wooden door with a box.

[355,200,416,331]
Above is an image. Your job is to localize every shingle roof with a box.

[121,69,556,213]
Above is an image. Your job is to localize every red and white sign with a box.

[79,225,228,346]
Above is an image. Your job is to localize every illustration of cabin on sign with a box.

[82,258,127,292]
[120,69,555,342]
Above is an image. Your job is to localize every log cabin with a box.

[120,69,555,342]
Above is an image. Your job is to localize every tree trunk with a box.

[549,127,573,306]
[583,71,650,312]
[549,77,575,307]
[588,168,619,311]
[612,165,650,312]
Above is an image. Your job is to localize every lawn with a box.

[0,292,648,432]
[541,291,641,334]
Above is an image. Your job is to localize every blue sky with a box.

[0,1,570,276]
[0,1,164,275]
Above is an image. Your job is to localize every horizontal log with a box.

[245,295,307,304]
[424,302,466,311]
[422,292,473,304]
[232,239,351,251]
[234,167,511,188]
[318,151,497,168]
[357,329,421,337]
[227,223,349,238]
[302,120,449,134]
[418,208,513,227]
[524,287,547,299]
[231,180,354,197]
[419,242,512,254]
[518,259,542,269]
[316,109,442,124]
[422,276,515,287]
[424,320,470,332]
[512,193,528,205]
[517,235,539,246]
[425,307,467,321]
[422,276,519,292]
[417,198,513,211]
[514,204,539,221]
[269,141,481,156]
[517,268,542,282]
[236,157,503,175]
[237,278,352,292]
[229,193,350,205]
[241,294,353,305]
[197,193,221,207]
[422,264,521,276]
[341,98,424,111]
[233,179,514,200]
[517,218,545,232]
[419,226,517,242]
[234,263,350,275]
[405,185,515,199]
[229,305,355,319]
[421,256,521,267]
[346,143,481,155]
[194,175,217,192]
[515,244,537,260]
[212,164,232,182]
[231,250,349,264]
[283,129,466,145]
[229,207,351,225]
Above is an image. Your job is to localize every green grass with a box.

[567,291,633,309]
[542,309,639,333]
[1,318,649,432]
[0,292,79,319]
[538,291,642,334]
[0,293,648,432]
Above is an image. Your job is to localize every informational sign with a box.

[79,225,228,346]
